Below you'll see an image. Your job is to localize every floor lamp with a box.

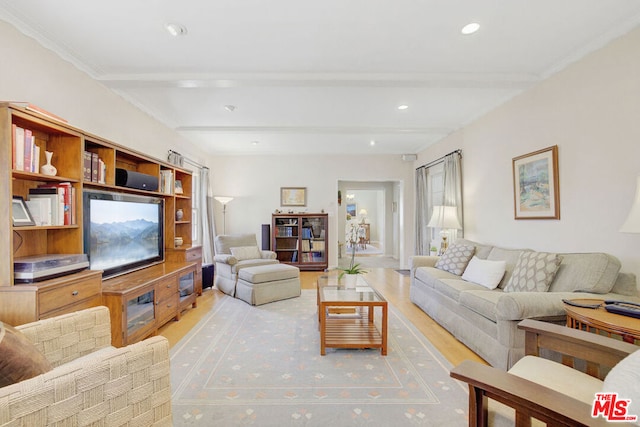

[214,196,234,234]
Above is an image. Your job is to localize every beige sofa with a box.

[410,238,640,370]
[0,306,172,426]
[214,233,278,296]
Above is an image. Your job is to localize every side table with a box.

[563,298,640,344]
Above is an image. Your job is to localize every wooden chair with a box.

[450,319,639,426]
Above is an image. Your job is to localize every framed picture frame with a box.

[174,179,183,194]
[280,187,307,207]
[346,203,357,217]
[512,145,560,220]
[12,196,36,226]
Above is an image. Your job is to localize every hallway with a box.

[337,241,400,269]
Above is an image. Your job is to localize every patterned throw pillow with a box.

[504,251,563,292]
[435,244,475,276]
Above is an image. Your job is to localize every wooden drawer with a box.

[185,246,202,262]
[156,292,179,324]
[155,275,177,301]
[41,294,103,320]
[39,276,102,316]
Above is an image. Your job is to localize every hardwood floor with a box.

[159,269,487,367]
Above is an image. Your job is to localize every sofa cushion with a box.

[549,253,621,294]
[232,258,279,273]
[435,243,475,275]
[504,251,562,293]
[486,247,526,288]
[454,238,493,259]
[414,266,461,289]
[462,256,507,290]
[459,290,503,322]
[434,279,487,303]
[0,321,52,387]
[230,245,262,261]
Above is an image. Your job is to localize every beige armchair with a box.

[214,233,278,296]
[0,306,172,426]
[451,319,639,426]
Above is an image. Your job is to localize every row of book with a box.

[300,240,325,252]
[275,226,297,237]
[12,125,41,173]
[83,151,106,184]
[26,182,76,226]
[160,170,173,195]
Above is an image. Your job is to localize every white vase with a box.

[342,274,358,289]
[41,151,57,176]
[176,209,184,221]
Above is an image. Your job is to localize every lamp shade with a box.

[620,176,640,233]
[214,196,234,205]
[427,205,462,229]
[359,209,368,217]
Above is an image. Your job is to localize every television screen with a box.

[83,190,164,278]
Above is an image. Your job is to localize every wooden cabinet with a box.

[102,262,197,347]
[272,213,328,271]
[0,103,201,331]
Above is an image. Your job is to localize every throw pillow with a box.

[461,256,507,290]
[230,246,262,261]
[0,321,53,387]
[503,251,562,292]
[435,243,475,276]
[603,349,640,423]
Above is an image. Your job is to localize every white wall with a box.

[209,155,414,268]
[0,21,209,166]
[416,26,640,281]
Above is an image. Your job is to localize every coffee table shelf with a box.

[317,274,387,355]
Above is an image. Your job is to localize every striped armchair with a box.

[0,306,172,426]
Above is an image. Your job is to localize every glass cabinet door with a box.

[127,289,155,336]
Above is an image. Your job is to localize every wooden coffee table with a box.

[563,298,640,344]
[317,274,387,355]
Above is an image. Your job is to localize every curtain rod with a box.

[415,149,462,171]
[168,149,208,170]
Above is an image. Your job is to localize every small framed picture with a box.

[281,187,307,207]
[174,179,184,194]
[12,196,36,227]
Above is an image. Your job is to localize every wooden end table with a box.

[317,274,387,355]
[563,298,640,344]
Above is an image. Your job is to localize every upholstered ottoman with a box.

[236,264,301,305]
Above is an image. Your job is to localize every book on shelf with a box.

[311,240,325,251]
[83,151,92,181]
[28,189,61,225]
[160,170,173,194]
[301,240,311,251]
[26,197,52,226]
[13,124,25,171]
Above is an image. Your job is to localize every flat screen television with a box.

[83,190,164,278]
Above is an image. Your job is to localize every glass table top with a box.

[317,274,385,303]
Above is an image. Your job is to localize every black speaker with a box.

[202,263,214,289]
[115,168,159,191]
[261,224,271,250]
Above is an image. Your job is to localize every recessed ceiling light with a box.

[224,105,236,112]
[461,22,480,35]
[370,140,376,146]
[398,105,409,110]
[165,23,188,36]
[251,140,260,146]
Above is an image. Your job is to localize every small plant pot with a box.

[342,274,358,289]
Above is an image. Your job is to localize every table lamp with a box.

[359,208,368,224]
[214,196,234,234]
[427,205,462,254]
[620,176,640,233]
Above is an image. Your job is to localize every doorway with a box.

[337,180,401,269]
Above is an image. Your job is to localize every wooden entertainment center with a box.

[0,103,202,345]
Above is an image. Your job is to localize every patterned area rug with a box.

[170,290,468,426]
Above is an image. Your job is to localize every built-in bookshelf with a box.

[272,213,328,271]
[0,102,201,328]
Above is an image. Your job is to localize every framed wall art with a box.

[280,187,307,207]
[512,145,560,220]
[12,196,36,226]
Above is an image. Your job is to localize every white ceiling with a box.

[2,1,640,155]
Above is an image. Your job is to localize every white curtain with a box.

[200,167,216,263]
[443,152,463,242]
[414,150,463,255]
[415,167,430,255]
